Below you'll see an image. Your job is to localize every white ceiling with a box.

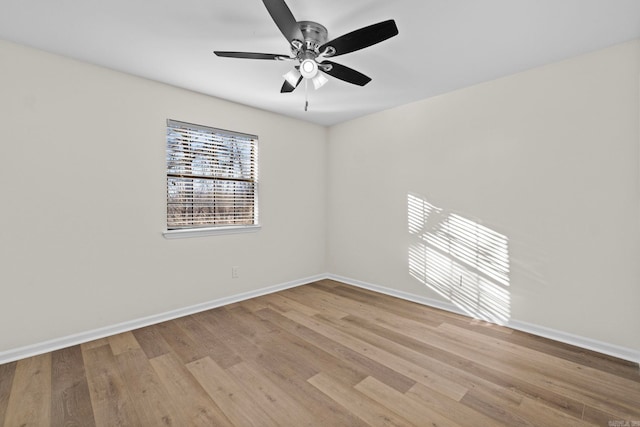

[1,0,639,126]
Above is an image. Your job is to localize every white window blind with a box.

[166,119,258,230]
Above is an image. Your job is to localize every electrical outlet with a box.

[232,266,239,279]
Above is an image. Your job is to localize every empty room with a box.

[1,0,639,425]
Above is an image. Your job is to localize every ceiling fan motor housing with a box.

[294,21,328,60]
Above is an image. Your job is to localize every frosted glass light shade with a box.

[312,73,328,90]
[283,68,302,86]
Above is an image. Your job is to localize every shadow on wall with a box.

[408,193,511,324]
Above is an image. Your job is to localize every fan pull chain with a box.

[304,79,309,111]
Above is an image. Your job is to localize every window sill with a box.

[163,225,261,239]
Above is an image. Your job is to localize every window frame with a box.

[163,119,260,239]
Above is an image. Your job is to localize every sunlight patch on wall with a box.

[408,193,510,324]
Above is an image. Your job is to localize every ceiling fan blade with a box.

[280,76,303,93]
[262,0,304,43]
[214,51,291,60]
[320,19,398,57]
[321,61,371,86]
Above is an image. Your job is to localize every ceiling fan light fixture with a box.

[300,59,318,79]
[311,73,328,90]
[214,0,399,94]
[283,68,302,86]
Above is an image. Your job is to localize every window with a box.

[165,119,258,237]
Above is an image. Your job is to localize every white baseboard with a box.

[0,274,325,364]
[506,320,640,366]
[327,274,640,365]
[3,272,638,366]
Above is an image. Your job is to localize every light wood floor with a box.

[1,280,639,426]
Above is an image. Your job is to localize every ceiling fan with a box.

[214,0,398,100]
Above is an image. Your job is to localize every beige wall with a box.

[327,40,640,350]
[2,37,639,356]
[0,39,327,352]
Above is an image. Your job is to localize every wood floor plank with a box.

[198,308,368,426]
[3,354,52,427]
[406,382,511,427]
[82,344,140,427]
[259,292,322,317]
[255,307,417,393]
[439,322,640,396]
[325,282,461,324]
[0,361,17,426]
[281,287,352,319]
[149,352,233,426]
[444,333,634,420]
[243,345,370,426]
[114,347,179,426]
[315,278,341,288]
[227,361,319,426]
[298,284,444,329]
[191,308,263,360]
[354,375,462,427]
[225,304,282,337]
[457,322,640,382]
[107,331,141,355]
[362,306,636,422]
[226,296,268,312]
[461,386,594,427]
[155,321,209,364]
[335,314,525,407]
[194,304,357,427]
[283,309,469,401]
[217,307,320,382]
[131,325,172,359]
[186,356,280,427]
[227,304,368,387]
[356,312,589,420]
[81,337,110,351]
[459,386,538,427]
[435,322,640,418]
[82,345,141,427]
[515,394,596,427]
[3,280,639,426]
[582,403,635,426]
[51,346,96,427]
[316,313,473,401]
[308,372,412,427]
[519,335,639,381]
[172,315,242,368]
